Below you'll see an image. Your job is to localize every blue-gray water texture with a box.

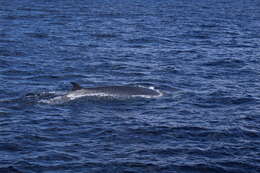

[0,0,260,172]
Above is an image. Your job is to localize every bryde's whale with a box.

[65,82,162,99]
[38,82,162,104]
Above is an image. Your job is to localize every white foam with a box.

[67,92,113,100]
[39,96,68,104]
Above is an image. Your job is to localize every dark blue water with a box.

[1,0,260,172]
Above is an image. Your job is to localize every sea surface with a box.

[0,0,260,172]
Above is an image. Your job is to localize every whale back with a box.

[69,82,161,97]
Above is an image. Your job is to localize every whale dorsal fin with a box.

[71,82,82,91]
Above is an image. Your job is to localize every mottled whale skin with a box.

[66,82,162,99]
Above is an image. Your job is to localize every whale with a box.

[37,82,162,104]
[64,82,162,100]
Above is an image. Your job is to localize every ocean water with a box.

[0,0,260,172]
